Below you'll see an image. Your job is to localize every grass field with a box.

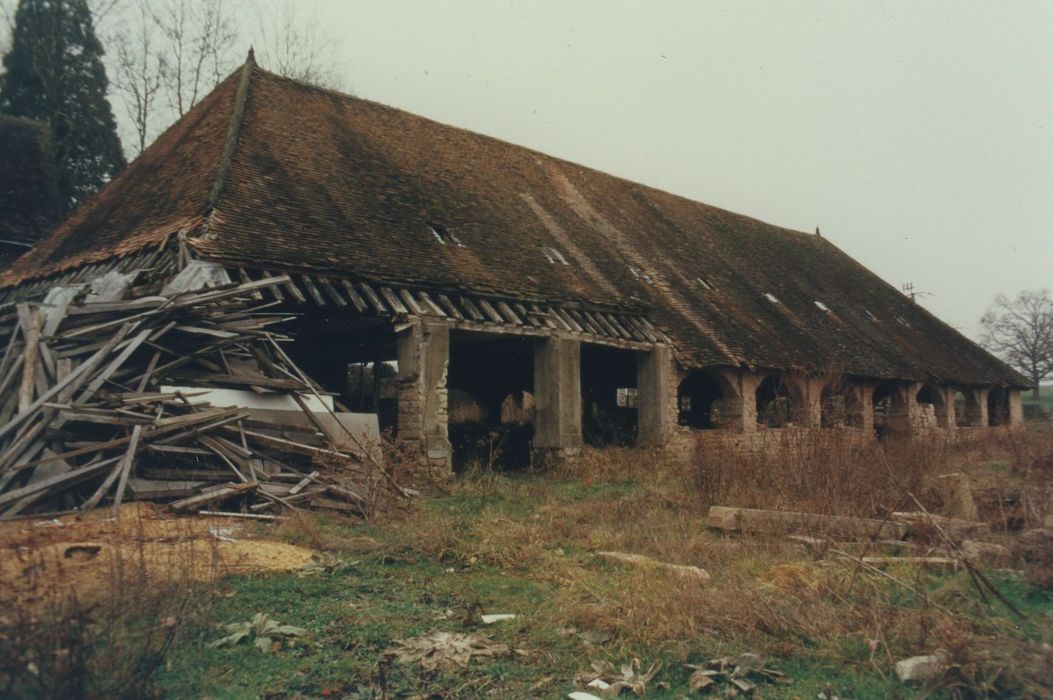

[3,429,1053,699]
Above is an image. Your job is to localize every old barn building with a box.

[0,57,1028,471]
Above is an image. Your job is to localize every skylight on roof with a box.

[696,276,714,290]
[864,309,877,321]
[427,222,464,247]
[896,316,911,328]
[541,246,569,265]
[814,300,830,312]
[764,292,780,304]
[628,265,654,284]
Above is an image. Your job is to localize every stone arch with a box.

[954,388,981,427]
[915,383,947,428]
[756,374,799,428]
[820,379,865,428]
[987,387,1009,427]
[872,381,907,437]
[677,369,735,429]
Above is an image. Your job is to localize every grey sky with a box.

[306,0,1052,340]
[4,0,1050,340]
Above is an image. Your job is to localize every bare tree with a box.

[111,0,165,153]
[981,289,1053,399]
[248,0,343,89]
[105,0,236,155]
[155,0,237,117]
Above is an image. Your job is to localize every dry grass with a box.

[680,428,956,517]
[382,430,1053,698]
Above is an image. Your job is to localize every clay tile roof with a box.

[0,60,1028,388]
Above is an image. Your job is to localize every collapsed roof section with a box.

[0,57,1027,388]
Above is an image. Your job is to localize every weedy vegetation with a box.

[2,425,1052,698]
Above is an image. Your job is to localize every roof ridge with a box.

[204,51,257,230]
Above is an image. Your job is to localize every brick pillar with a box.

[1008,388,1024,429]
[637,346,675,445]
[396,321,451,471]
[533,338,582,461]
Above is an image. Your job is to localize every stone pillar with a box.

[739,371,763,431]
[1008,388,1024,429]
[889,382,914,433]
[975,387,990,428]
[396,321,451,471]
[940,386,956,430]
[637,346,675,445]
[796,377,824,428]
[856,383,875,433]
[533,338,582,460]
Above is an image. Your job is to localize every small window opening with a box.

[814,300,830,312]
[428,222,448,245]
[541,246,569,265]
[628,266,654,284]
[616,387,637,408]
[764,292,780,304]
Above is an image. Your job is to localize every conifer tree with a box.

[1,0,126,211]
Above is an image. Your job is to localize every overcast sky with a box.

[296,0,1051,341]
[6,1,1051,340]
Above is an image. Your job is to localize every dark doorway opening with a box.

[448,332,534,471]
[581,345,638,447]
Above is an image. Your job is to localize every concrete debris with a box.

[960,540,1011,567]
[595,550,710,582]
[708,506,907,540]
[894,654,946,683]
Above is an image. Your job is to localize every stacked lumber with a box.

[0,273,408,520]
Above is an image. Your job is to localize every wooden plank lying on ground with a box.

[707,505,908,540]
[168,481,258,512]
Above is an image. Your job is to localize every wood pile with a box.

[0,273,410,520]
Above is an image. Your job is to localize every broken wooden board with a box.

[707,506,908,540]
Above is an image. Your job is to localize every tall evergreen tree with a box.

[1,0,126,211]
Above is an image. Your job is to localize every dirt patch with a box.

[0,503,316,609]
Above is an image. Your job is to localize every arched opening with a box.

[872,381,899,438]
[756,375,793,428]
[677,370,728,429]
[821,381,864,428]
[954,389,980,427]
[987,387,1009,427]
[915,384,946,428]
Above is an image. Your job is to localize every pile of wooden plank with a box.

[0,272,408,520]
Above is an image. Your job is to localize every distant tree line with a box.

[0,0,343,212]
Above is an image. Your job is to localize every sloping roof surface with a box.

[0,117,58,252]
[0,61,1027,387]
